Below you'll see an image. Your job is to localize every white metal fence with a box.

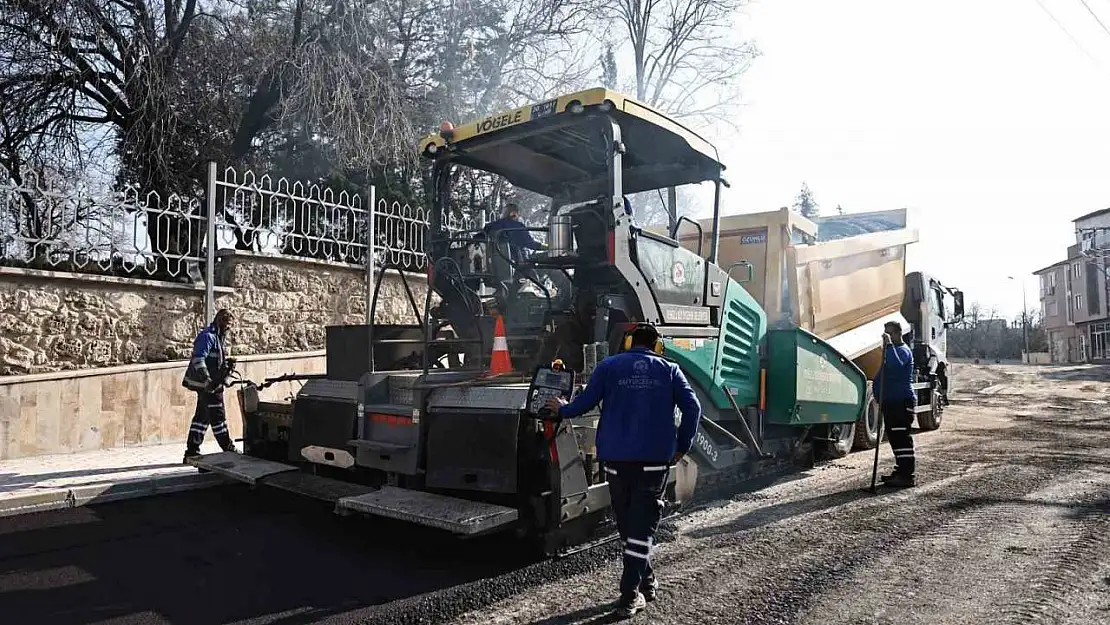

[1,162,462,320]
[0,167,210,280]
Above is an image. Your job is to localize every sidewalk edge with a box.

[0,471,228,518]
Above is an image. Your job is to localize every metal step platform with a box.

[263,471,377,503]
[335,486,519,535]
[186,452,299,485]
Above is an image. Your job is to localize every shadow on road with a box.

[0,464,184,493]
[0,485,537,625]
[686,487,875,540]
[523,601,622,625]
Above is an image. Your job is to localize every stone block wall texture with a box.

[0,270,211,376]
[213,251,429,356]
[0,252,430,459]
[0,252,429,375]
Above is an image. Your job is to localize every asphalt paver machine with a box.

[190,88,871,555]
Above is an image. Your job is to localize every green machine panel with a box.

[765,328,866,426]
[664,278,767,412]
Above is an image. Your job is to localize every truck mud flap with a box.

[335,486,519,535]
[186,452,298,486]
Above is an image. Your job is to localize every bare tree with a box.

[598,0,759,128]
[0,0,422,264]
[1,0,608,271]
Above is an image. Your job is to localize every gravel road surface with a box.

[1,362,1107,625]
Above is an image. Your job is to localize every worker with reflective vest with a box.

[182,309,238,462]
[547,322,702,617]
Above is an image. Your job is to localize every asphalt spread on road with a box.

[0,485,546,625]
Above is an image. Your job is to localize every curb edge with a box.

[0,471,228,518]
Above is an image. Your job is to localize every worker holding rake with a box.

[875,320,917,488]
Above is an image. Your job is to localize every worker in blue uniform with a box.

[875,320,916,488]
[483,203,544,257]
[181,309,238,462]
[546,322,702,618]
[482,203,544,287]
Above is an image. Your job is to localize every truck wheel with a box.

[852,385,881,450]
[917,390,942,431]
[818,421,856,459]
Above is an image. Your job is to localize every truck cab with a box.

[902,271,965,425]
[902,271,964,364]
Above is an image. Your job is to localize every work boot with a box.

[640,576,658,602]
[615,591,647,618]
[182,449,202,465]
[885,472,916,488]
[221,444,240,454]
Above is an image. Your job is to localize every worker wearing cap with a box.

[181,309,239,462]
[546,323,702,617]
[876,320,916,487]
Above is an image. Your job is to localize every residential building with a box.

[1028,206,1110,363]
[1034,259,1077,362]
[1072,209,1110,361]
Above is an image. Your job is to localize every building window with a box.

[1073,263,1081,278]
[1047,300,1059,317]
[1081,230,1096,252]
[1075,294,1083,310]
[1041,271,1058,296]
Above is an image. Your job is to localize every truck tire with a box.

[818,421,856,459]
[917,388,942,431]
[852,384,881,450]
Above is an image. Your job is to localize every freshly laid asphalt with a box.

[0,484,540,625]
[5,362,1110,625]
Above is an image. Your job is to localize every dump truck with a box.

[189,88,953,555]
[673,207,965,455]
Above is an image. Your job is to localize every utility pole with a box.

[1008,276,1030,360]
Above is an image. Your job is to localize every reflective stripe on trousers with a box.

[881,398,916,475]
[187,389,233,452]
[604,461,669,596]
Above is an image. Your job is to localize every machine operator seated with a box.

[475,203,544,290]
[482,203,544,256]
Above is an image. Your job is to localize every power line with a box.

[1075,0,1110,39]
[1033,0,1110,72]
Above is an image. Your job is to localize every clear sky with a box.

[713,0,1110,318]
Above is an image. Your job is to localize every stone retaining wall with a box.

[0,251,430,459]
[0,268,221,375]
[213,250,428,356]
[0,252,428,375]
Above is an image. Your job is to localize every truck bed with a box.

[673,207,917,374]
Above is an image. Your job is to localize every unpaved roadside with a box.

[444,362,1110,625]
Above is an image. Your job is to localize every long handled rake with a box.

[868,343,888,494]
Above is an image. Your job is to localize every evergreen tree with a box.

[600,45,618,89]
[792,182,820,218]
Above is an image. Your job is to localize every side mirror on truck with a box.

[949,289,965,324]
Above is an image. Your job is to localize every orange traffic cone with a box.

[489,314,513,375]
